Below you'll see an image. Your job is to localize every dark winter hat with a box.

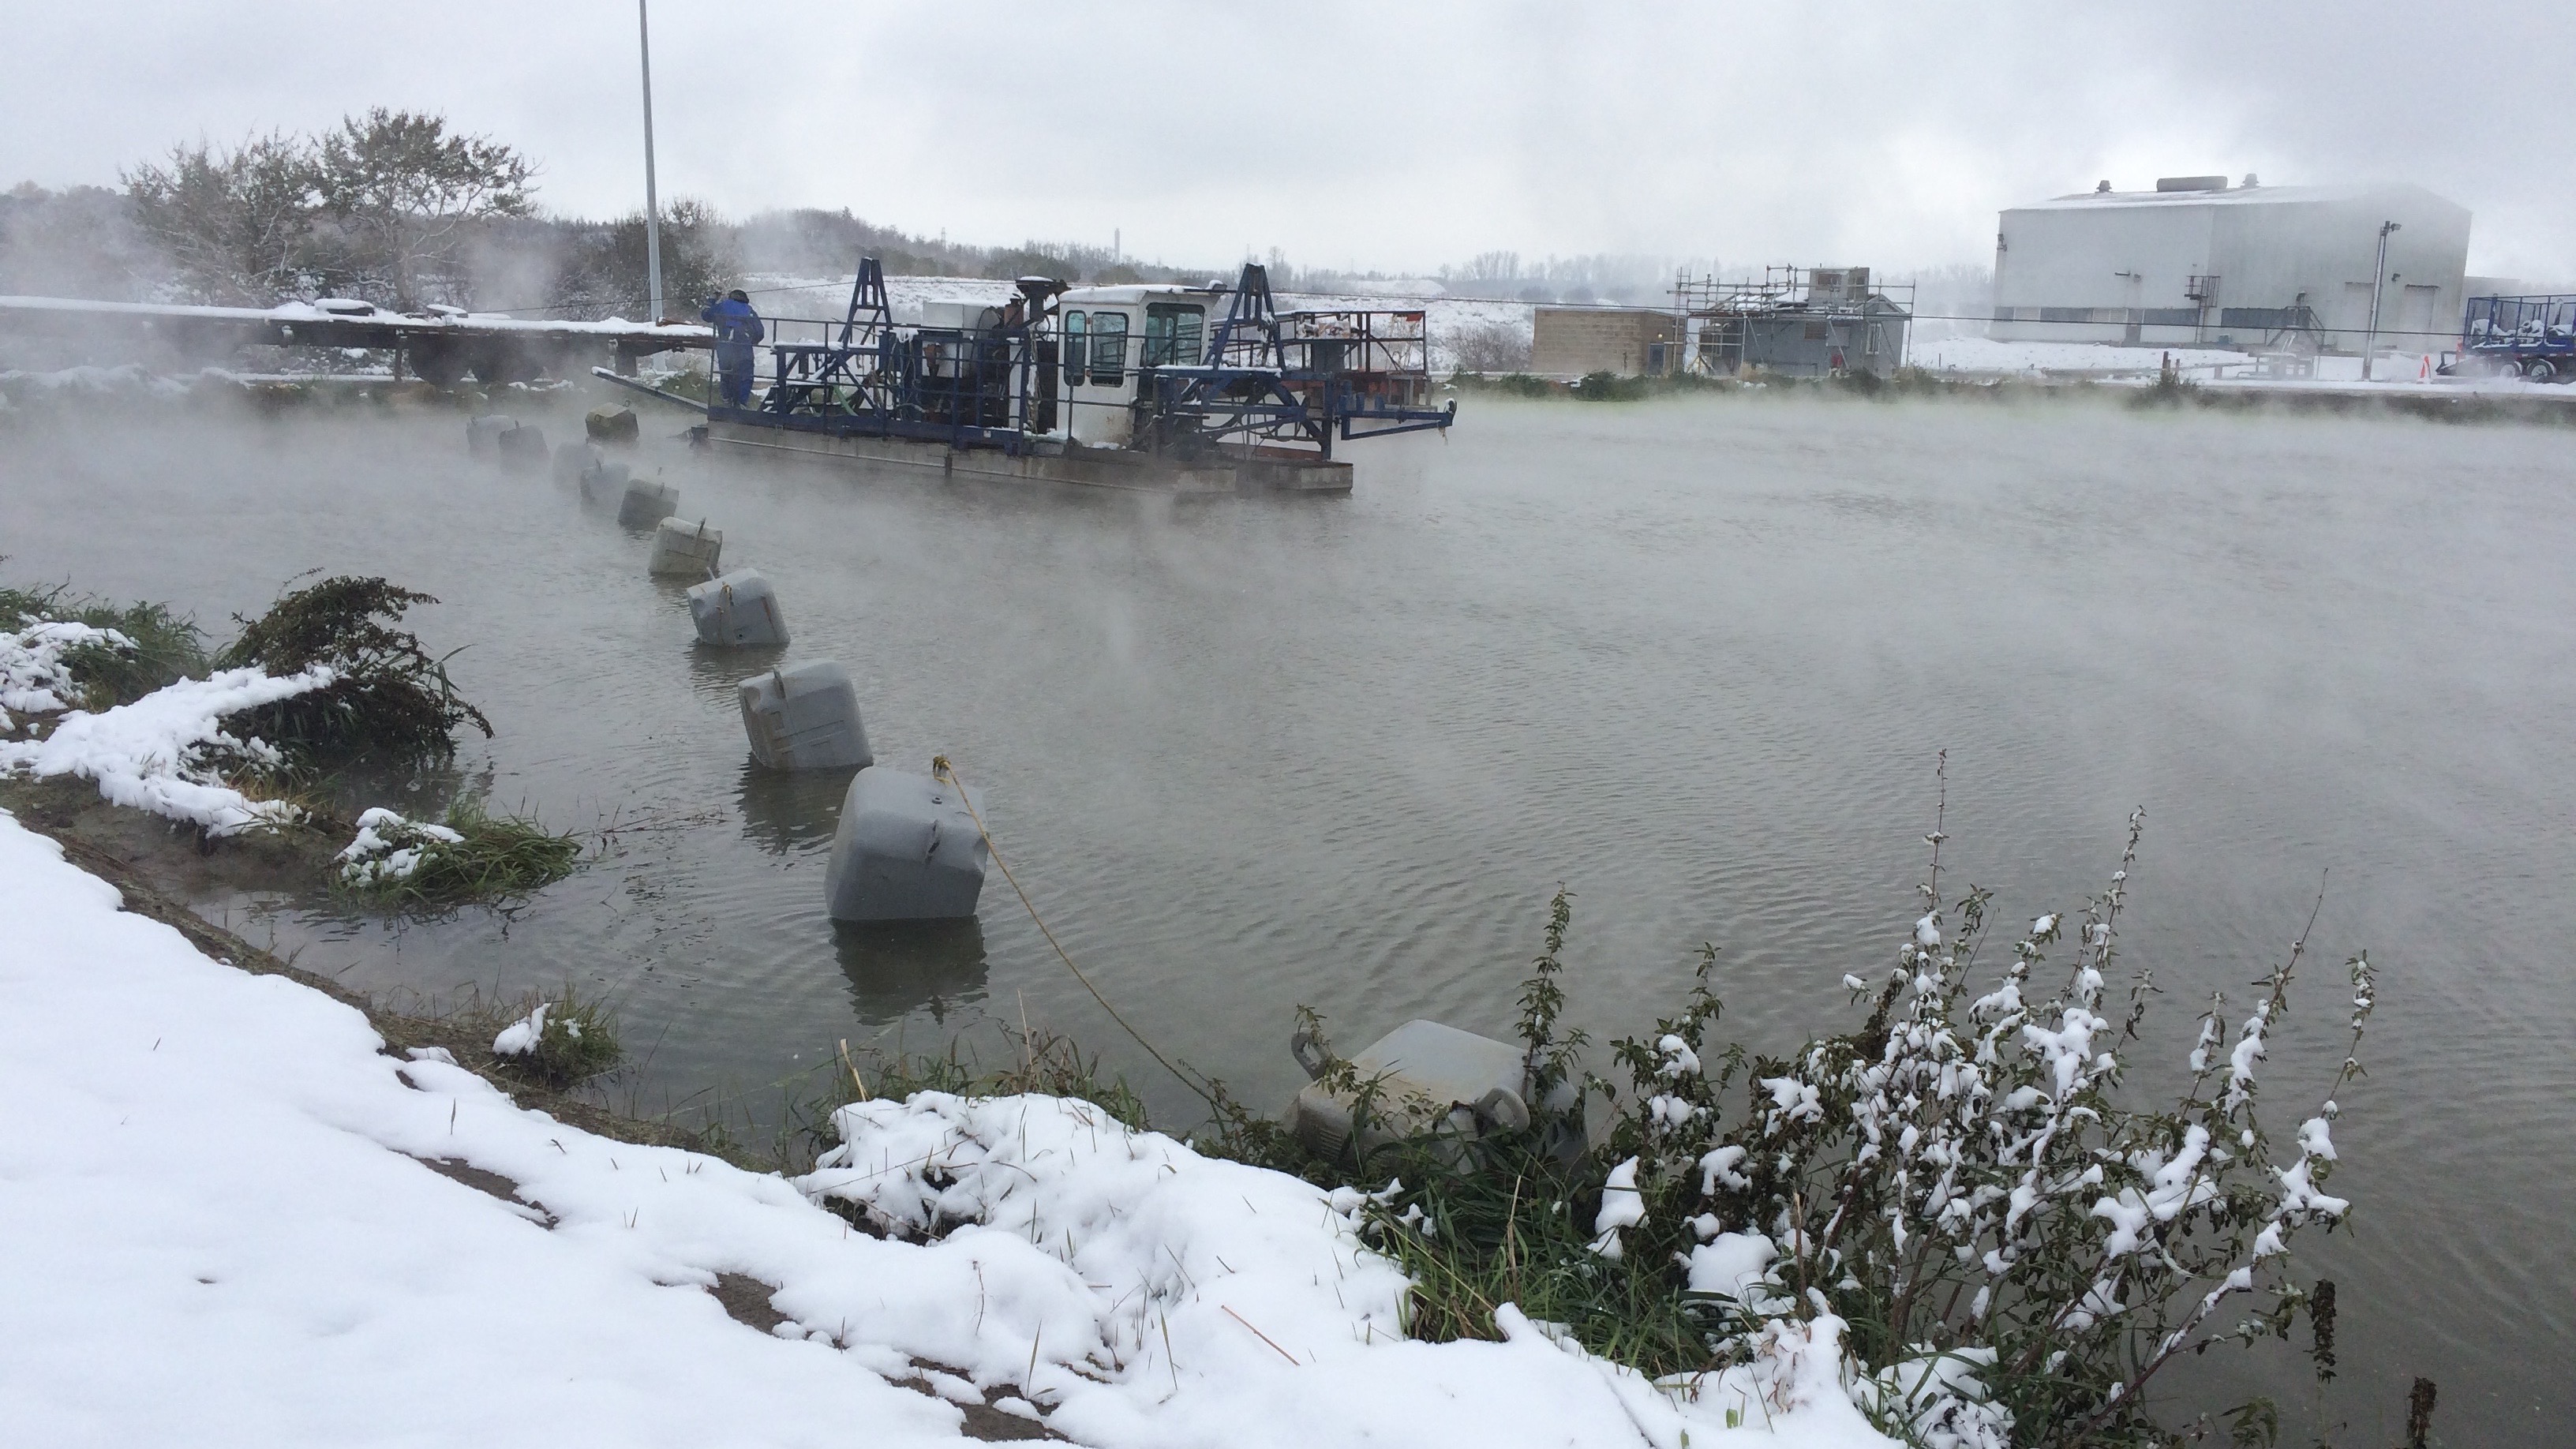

[728,289,749,303]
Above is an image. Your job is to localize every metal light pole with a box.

[638,0,665,323]
[2362,220,2400,381]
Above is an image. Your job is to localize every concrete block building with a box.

[1530,307,1680,377]
[1991,177,2471,351]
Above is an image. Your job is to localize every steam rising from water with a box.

[2,391,2572,1442]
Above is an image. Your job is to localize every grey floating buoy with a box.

[496,421,548,473]
[738,660,870,769]
[586,405,640,444]
[687,568,789,647]
[647,516,723,576]
[825,766,987,923]
[582,455,633,505]
[617,478,679,527]
[466,414,515,455]
[553,440,598,485]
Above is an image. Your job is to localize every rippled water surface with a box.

[6,391,2571,1439]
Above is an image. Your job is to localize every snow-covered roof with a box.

[2009,182,2462,214]
[1058,283,1226,308]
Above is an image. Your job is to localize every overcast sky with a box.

[7,2,2570,279]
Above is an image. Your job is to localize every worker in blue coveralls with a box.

[700,288,765,407]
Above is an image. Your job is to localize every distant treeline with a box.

[0,110,1192,320]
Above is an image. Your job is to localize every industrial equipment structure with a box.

[1672,266,1914,379]
[619,260,1455,495]
[1990,177,2470,354]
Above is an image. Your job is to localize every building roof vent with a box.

[2156,175,2230,192]
[2241,173,2260,188]
[2095,179,2112,193]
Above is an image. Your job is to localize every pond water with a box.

[4,390,2570,1440]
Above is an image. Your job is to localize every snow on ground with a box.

[0,804,1896,1449]
[0,664,331,834]
[0,361,193,403]
[1904,335,2574,395]
[1908,336,2247,376]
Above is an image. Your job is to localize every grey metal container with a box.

[617,479,678,527]
[824,766,987,923]
[648,517,723,576]
[738,660,871,770]
[687,568,789,647]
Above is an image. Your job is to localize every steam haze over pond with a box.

[3,393,2572,1437]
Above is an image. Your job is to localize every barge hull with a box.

[705,420,1352,495]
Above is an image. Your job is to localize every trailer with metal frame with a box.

[2458,294,2576,381]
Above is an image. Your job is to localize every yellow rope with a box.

[931,756,1211,1105]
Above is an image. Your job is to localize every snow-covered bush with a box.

[213,576,492,763]
[1,618,133,732]
[1315,799,2371,1446]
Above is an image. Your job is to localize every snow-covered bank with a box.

[0,664,332,833]
[0,806,1894,1448]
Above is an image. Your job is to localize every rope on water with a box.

[932,755,1212,1106]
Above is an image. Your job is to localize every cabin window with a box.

[1142,302,1205,368]
[1062,311,1087,386]
[1090,311,1129,385]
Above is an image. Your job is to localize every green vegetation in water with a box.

[333,796,581,910]
[214,575,493,764]
[461,986,623,1090]
[0,578,208,708]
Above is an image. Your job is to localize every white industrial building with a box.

[1991,176,2471,353]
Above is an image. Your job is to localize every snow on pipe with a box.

[687,569,788,648]
[823,764,987,923]
[738,660,869,771]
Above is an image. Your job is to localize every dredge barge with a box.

[661,261,1455,495]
